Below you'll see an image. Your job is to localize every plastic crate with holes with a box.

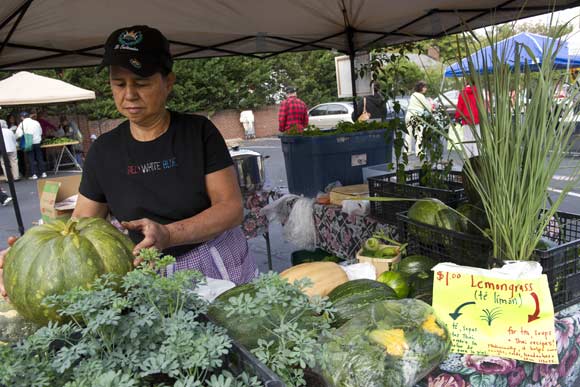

[397,210,580,311]
[368,169,465,225]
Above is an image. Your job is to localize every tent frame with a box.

[2,0,580,235]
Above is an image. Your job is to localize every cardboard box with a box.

[329,184,369,205]
[37,174,81,222]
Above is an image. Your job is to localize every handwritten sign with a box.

[432,269,558,364]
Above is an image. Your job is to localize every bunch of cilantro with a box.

[0,249,262,387]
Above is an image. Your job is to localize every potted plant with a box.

[422,26,580,309]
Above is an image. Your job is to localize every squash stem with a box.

[61,219,78,236]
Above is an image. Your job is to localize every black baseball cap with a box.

[99,25,173,77]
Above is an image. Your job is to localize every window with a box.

[326,104,348,115]
[309,106,328,117]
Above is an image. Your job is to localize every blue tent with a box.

[444,32,580,77]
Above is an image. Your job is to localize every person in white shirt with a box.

[0,119,19,180]
[15,111,46,179]
[405,81,432,156]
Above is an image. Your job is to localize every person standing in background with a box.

[15,112,46,179]
[1,119,20,181]
[351,82,387,122]
[405,81,432,156]
[278,86,308,132]
[455,84,480,157]
[35,110,57,138]
[240,110,256,139]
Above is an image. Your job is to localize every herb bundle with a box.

[0,249,261,387]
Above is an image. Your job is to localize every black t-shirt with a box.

[79,111,233,257]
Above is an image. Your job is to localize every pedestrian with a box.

[15,111,47,179]
[0,24,258,300]
[278,86,308,132]
[455,84,480,157]
[351,82,387,122]
[405,80,432,156]
[0,119,20,180]
[239,110,256,139]
[0,185,11,206]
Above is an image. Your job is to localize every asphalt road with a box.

[0,138,579,273]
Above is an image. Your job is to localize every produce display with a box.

[41,137,76,145]
[0,249,263,387]
[2,217,135,324]
[328,279,397,327]
[279,261,348,297]
[209,273,334,386]
[320,299,450,387]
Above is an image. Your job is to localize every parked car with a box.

[386,96,409,120]
[437,89,459,116]
[308,102,353,130]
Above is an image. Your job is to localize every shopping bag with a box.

[22,133,34,152]
[357,97,371,122]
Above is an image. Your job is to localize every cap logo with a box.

[129,58,142,69]
[118,30,142,46]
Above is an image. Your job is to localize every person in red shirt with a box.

[454,84,480,157]
[278,86,308,132]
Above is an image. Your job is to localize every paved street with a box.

[1,137,579,274]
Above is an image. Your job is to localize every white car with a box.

[308,102,354,130]
[437,90,459,115]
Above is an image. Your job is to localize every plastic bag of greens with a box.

[320,299,450,387]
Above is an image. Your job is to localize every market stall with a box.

[40,140,82,174]
[0,71,95,235]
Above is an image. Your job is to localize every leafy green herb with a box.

[0,248,262,387]
[213,272,334,387]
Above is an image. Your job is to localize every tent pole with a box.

[347,26,358,110]
[0,125,25,236]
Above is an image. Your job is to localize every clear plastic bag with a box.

[259,193,300,224]
[283,197,316,250]
[320,299,450,387]
[341,199,370,216]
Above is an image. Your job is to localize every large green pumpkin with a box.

[3,217,135,325]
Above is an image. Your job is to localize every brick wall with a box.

[87,105,280,147]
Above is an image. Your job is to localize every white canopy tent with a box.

[1,0,580,72]
[0,71,95,106]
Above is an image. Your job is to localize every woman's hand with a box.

[0,236,18,301]
[121,219,171,265]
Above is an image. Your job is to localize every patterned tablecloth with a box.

[313,203,397,261]
[240,188,284,240]
[417,302,580,387]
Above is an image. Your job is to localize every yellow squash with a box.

[280,262,348,297]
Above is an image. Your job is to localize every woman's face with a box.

[109,65,175,126]
[421,86,428,94]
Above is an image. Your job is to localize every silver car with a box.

[308,102,354,130]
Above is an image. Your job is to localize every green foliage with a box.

[446,25,580,261]
[0,248,261,387]
[214,272,335,387]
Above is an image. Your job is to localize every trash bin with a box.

[281,129,392,197]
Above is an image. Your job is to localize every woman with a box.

[0,25,256,299]
[405,81,432,156]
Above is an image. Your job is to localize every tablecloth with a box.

[313,203,397,261]
[417,297,580,387]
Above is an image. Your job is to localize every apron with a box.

[165,226,258,285]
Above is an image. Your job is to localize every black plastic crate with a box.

[397,211,493,268]
[534,213,580,311]
[397,210,580,311]
[202,314,285,386]
[226,338,285,387]
[368,169,465,225]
